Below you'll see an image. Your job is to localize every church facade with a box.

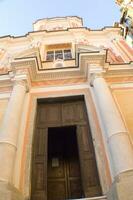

[0,16,133,200]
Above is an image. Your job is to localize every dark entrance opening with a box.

[47,126,83,200]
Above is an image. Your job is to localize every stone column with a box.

[92,76,133,200]
[0,80,27,183]
[92,76,133,176]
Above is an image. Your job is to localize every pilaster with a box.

[0,77,29,200]
[91,75,133,200]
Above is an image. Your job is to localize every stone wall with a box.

[112,89,133,143]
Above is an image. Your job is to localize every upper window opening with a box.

[46,51,54,61]
[64,49,72,60]
[46,49,72,61]
[55,50,63,60]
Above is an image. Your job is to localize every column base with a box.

[107,170,133,200]
[0,181,24,200]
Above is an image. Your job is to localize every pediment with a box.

[14,47,40,60]
[77,44,104,53]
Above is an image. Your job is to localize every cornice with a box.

[33,16,83,25]
[11,51,133,78]
[0,50,132,89]
[104,64,133,78]
[10,50,108,83]
[0,26,121,45]
[11,58,85,81]
[0,73,13,91]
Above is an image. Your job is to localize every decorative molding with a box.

[10,51,107,83]
[0,49,132,89]
[0,66,10,75]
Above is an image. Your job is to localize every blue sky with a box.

[0,0,120,37]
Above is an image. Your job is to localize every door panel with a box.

[69,179,83,198]
[34,164,45,190]
[31,128,47,200]
[37,104,62,127]
[32,191,46,200]
[68,158,81,177]
[77,125,102,197]
[48,158,65,178]
[47,180,67,200]
[66,127,83,199]
[62,101,86,125]
[67,158,83,199]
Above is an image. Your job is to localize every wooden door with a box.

[47,126,83,200]
[31,99,102,200]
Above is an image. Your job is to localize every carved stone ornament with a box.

[13,79,29,92]
[90,73,103,87]
[0,66,11,75]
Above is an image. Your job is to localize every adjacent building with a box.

[116,0,133,47]
[0,16,133,200]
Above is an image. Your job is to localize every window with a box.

[64,49,72,60]
[46,51,54,61]
[55,50,63,60]
[46,49,72,61]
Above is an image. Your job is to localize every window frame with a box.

[46,49,72,61]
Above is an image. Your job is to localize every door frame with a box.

[22,91,112,199]
[31,96,102,199]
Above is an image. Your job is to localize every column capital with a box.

[13,79,28,92]
[12,75,30,92]
[90,73,103,87]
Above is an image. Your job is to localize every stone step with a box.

[68,196,107,200]
[84,196,107,200]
